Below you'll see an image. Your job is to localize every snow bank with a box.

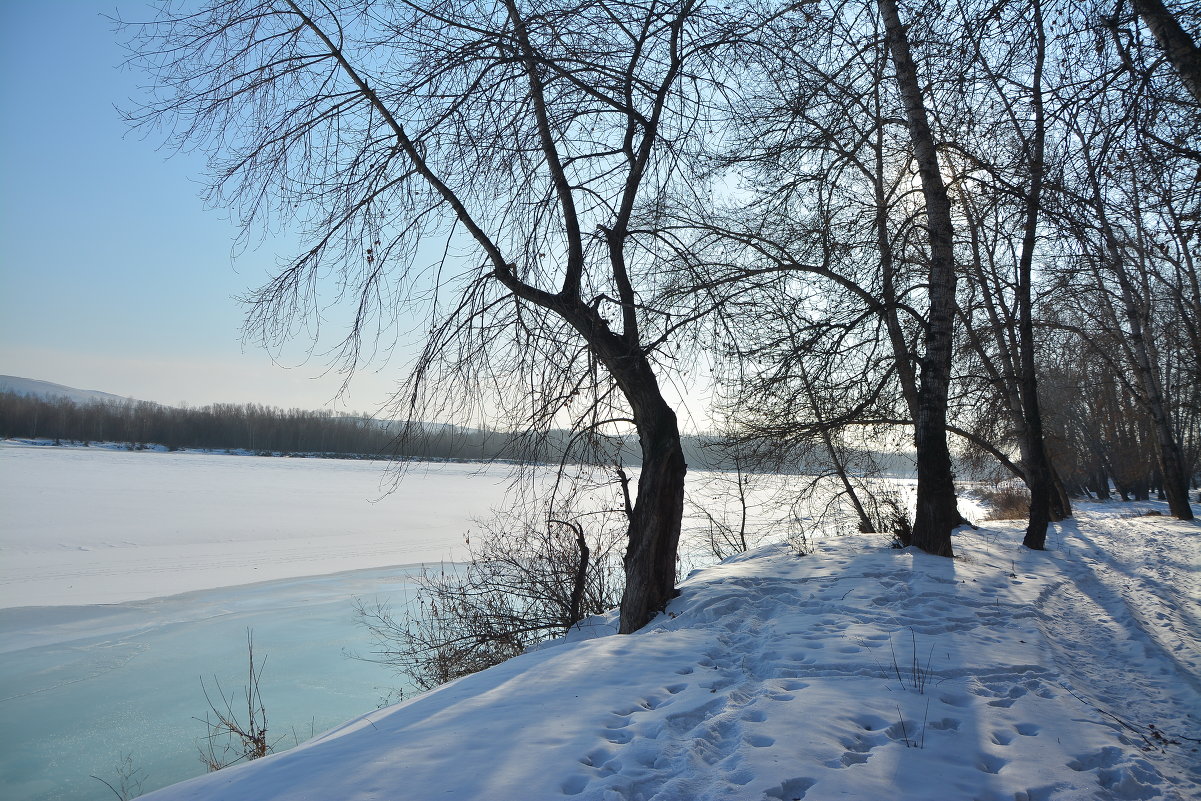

[138,505,1201,801]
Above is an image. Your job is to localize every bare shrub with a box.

[979,485,1031,520]
[858,480,914,543]
[197,632,273,771]
[688,455,774,561]
[798,476,913,548]
[91,754,146,801]
[356,482,625,693]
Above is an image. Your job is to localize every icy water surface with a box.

[0,444,515,801]
[0,567,422,801]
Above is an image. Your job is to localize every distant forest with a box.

[0,390,817,470]
[0,390,575,462]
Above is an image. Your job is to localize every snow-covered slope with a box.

[0,375,134,406]
[139,505,1200,801]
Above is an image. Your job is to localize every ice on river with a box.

[0,443,512,801]
[0,443,512,608]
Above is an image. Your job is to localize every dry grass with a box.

[979,486,1030,520]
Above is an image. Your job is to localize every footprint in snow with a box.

[976,753,1007,774]
[827,717,922,769]
[938,691,972,708]
[926,717,960,731]
[764,776,816,800]
[638,693,669,710]
[989,729,1015,746]
[1067,746,1124,771]
[1069,747,1165,797]
[605,714,632,730]
[560,774,588,795]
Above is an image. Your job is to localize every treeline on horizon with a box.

[2,381,1196,498]
[0,390,622,463]
[0,390,403,457]
[4,389,901,471]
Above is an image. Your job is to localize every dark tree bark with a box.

[1132,0,1201,102]
[878,0,960,557]
[1081,164,1197,520]
[550,518,591,629]
[494,280,689,633]
[620,401,687,633]
[1019,0,1055,549]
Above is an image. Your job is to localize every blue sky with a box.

[0,2,713,430]
[0,1,399,411]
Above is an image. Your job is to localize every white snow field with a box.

[0,442,511,607]
[134,502,1201,801]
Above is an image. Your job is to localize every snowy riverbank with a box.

[137,504,1200,801]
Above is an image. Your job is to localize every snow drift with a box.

[138,505,1200,801]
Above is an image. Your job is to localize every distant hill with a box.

[0,376,136,407]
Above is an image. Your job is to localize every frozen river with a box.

[0,444,513,608]
[0,444,514,801]
[0,442,855,801]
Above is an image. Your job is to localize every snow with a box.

[133,502,1200,801]
[0,442,510,607]
[2,442,1197,800]
[0,443,516,801]
[0,567,417,801]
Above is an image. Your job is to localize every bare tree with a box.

[875,0,963,557]
[931,0,1070,547]
[1041,4,1199,519]
[661,0,970,555]
[125,0,743,632]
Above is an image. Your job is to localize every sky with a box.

[0,1,402,412]
[0,1,714,429]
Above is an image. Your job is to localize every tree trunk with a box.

[1104,236,1195,519]
[1132,0,1201,103]
[1019,0,1056,549]
[1078,135,1195,520]
[492,274,690,634]
[873,91,921,423]
[551,294,687,633]
[619,397,686,633]
[878,0,960,557]
[1050,462,1073,518]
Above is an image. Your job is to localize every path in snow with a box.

[138,504,1201,801]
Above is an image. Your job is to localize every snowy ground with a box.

[139,503,1200,801]
[0,442,511,607]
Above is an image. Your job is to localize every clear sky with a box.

[0,1,713,430]
[0,1,402,412]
